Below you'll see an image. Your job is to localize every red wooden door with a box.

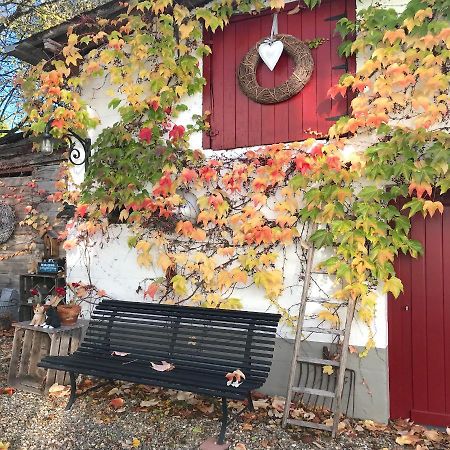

[202,0,356,150]
[389,196,450,427]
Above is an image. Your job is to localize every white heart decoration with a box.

[258,40,284,71]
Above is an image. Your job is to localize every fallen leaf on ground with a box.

[0,442,10,450]
[253,398,269,409]
[415,445,429,450]
[242,423,253,431]
[111,351,130,356]
[0,387,15,395]
[234,444,246,450]
[132,438,141,448]
[108,387,120,396]
[363,420,388,431]
[140,399,159,407]
[48,384,69,397]
[271,396,285,412]
[423,429,442,442]
[110,397,125,409]
[151,361,175,371]
[396,434,421,446]
[196,402,214,414]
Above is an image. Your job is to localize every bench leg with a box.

[217,397,228,445]
[247,392,255,412]
[65,372,77,410]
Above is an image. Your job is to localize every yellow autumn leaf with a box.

[382,276,403,298]
[423,200,444,217]
[318,310,340,326]
[179,22,195,40]
[254,270,283,300]
[0,443,10,450]
[132,438,141,448]
[173,4,189,24]
[323,365,334,375]
[158,253,173,272]
[269,0,285,9]
[172,274,187,296]
[136,240,152,268]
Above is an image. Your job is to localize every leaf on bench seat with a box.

[151,360,175,372]
[225,369,246,387]
[111,351,130,356]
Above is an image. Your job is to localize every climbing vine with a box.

[17,0,450,353]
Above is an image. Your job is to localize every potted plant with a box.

[56,285,82,325]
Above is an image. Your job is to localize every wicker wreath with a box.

[238,34,314,105]
[0,203,15,243]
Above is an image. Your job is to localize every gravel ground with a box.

[0,332,448,450]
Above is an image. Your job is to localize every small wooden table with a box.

[7,320,88,394]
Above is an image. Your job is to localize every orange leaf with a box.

[109,398,124,409]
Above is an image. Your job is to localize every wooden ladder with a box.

[281,225,356,437]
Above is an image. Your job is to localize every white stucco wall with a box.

[67,0,413,349]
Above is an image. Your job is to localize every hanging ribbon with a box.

[270,13,279,42]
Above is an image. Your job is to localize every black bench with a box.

[39,300,280,444]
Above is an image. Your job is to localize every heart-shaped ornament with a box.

[258,40,284,71]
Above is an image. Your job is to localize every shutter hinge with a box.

[332,63,348,71]
[326,115,346,122]
[325,13,347,22]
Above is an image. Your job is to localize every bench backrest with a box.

[81,300,281,384]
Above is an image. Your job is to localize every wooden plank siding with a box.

[388,193,450,427]
[203,0,355,150]
[0,138,65,291]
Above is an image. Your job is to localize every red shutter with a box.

[203,0,356,150]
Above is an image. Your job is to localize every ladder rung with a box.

[297,356,340,367]
[285,418,332,431]
[292,386,336,398]
[302,327,344,336]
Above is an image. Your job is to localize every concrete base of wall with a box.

[260,338,389,423]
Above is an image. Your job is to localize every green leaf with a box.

[108,98,121,110]
[289,174,307,190]
[310,229,334,248]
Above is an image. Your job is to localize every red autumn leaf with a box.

[144,282,159,299]
[52,119,64,129]
[295,155,312,174]
[76,204,89,218]
[180,168,198,184]
[327,85,347,99]
[310,144,323,158]
[0,387,15,395]
[169,124,185,142]
[199,166,217,182]
[149,99,159,111]
[326,155,341,171]
[139,127,153,144]
[109,398,125,409]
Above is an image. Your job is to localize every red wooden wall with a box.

[203,0,356,150]
[389,194,450,427]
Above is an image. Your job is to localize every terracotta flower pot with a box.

[57,304,81,325]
